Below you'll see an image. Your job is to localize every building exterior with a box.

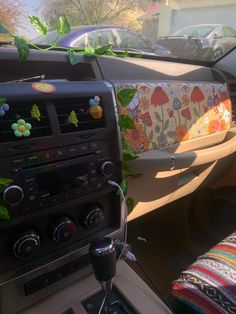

[141,0,236,41]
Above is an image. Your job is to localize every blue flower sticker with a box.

[0,103,9,117]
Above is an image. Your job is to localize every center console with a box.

[0,80,123,314]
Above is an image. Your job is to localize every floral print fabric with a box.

[115,82,232,154]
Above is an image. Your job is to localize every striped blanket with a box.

[172,232,236,314]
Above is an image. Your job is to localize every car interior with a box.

[1,1,236,314]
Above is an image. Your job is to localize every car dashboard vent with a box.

[54,97,106,133]
[0,101,51,143]
[229,80,236,125]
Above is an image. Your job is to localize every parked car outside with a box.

[33,25,172,57]
[157,24,236,61]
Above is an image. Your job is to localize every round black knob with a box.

[51,216,77,243]
[13,230,40,259]
[80,203,105,229]
[99,161,114,177]
[3,185,24,206]
[89,237,116,282]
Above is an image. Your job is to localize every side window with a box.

[71,35,86,48]
[223,27,236,38]
[87,30,118,48]
[117,30,148,50]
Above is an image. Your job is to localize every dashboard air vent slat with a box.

[0,102,51,143]
[54,98,106,133]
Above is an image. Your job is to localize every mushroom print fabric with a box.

[115,82,232,154]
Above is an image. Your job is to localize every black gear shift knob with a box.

[89,237,116,282]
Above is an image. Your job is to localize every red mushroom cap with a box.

[151,86,169,106]
[191,86,204,103]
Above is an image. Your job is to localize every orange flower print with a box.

[219,119,226,131]
[208,120,220,134]
[125,124,149,152]
[223,99,232,113]
[140,96,150,110]
[175,125,189,142]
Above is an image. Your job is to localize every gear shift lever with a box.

[89,238,116,313]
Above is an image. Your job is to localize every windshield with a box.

[1,0,236,62]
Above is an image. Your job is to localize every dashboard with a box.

[0,47,235,313]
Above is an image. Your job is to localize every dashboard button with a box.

[54,148,66,159]
[28,194,37,202]
[89,141,100,151]
[78,143,89,154]
[48,196,59,206]
[40,150,54,162]
[24,177,35,185]
[66,145,79,157]
[26,184,37,193]
[34,199,48,210]
[25,153,40,165]
[10,156,25,169]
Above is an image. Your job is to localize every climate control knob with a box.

[3,185,24,206]
[13,229,40,259]
[99,161,114,177]
[51,216,77,243]
[80,203,105,229]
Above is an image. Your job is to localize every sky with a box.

[17,0,41,39]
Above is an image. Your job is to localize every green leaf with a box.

[123,152,139,161]
[118,115,136,131]
[154,111,162,122]
[0,177,13,193]
[29,15,48,35]
[95,44,113,55]
[163,119,169,131]
[0,23,10,34]
[122,162,134,174]
[56,16,71,35]
[14,36,29,61]
[167,131,176,138]
[155,125,161,133]
[0,201,10,220]
[0,98,7,107]
[135,52,143,58]
[193,107,200,117]
[126,197,135,215]
[122,139,136,156]
[120,178,128,195]
[149,130,154,141]
[104,48,116,56]
[117,88,137,107]
[84,46,95,56]
[67,50,81,65]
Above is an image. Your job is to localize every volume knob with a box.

[99,161,114,177]
[3,185,24,206]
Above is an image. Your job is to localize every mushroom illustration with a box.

[191,86,205,116]
[151,86,169,131]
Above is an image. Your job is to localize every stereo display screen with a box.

[37,163,88,196]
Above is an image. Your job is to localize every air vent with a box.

[54,97,106,133]
[228,80,236,124]
[0,101,51,143]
